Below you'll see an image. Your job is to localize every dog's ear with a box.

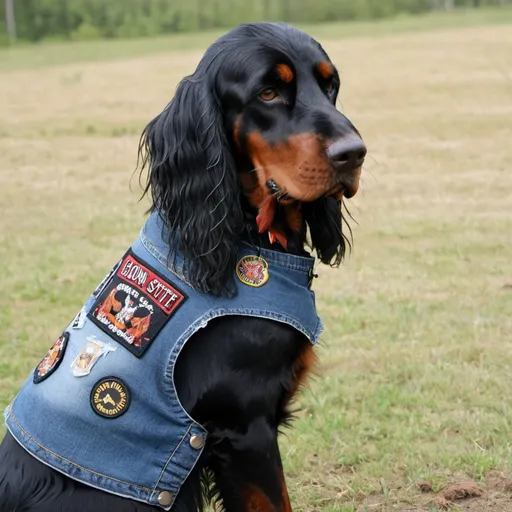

[303,197,349,266]
[139,75,243,297]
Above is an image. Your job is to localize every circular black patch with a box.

[90,377,131,419]
[33,332,69,384]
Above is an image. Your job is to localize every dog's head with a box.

[139,22,366,296]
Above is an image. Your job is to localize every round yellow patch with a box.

[236,255,269,288]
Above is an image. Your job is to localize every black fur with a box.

[138,72,244,297]
[0,21,365,512]
[138,22,361,297]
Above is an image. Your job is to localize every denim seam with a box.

[159,308,317,448]
[165,308,317,403]
[6,404,154,492]
[239,242,315,272]
[142,228,314,276]
[140,231,192,287]
[5,421,157,508]
[149,424,193,501]
[167,309,315,372]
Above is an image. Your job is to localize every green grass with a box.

[1,9,512,511]
[0,6,511,70]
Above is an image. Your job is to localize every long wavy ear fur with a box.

[138,76,243,297]
[303,197,350,266]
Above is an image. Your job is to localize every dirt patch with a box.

[417,480,433,493]
[429,496,452,510]
[462,495,512,512]
[485,470,512,494]
[348,474,512,511]
[423,475,512,511]
[442,481,483,501]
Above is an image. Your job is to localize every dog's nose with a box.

[326,136,367,171]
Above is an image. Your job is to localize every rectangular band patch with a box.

[87,250,186,357]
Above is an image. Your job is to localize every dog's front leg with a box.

[207,419,293,511]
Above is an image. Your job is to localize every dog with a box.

[0,22,366,512]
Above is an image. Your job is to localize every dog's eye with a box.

[259,87,278,102]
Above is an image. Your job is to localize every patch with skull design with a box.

[87,250,186,357]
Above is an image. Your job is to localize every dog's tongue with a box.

[256,197,288,249]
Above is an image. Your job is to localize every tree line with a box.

[1,0,509,44]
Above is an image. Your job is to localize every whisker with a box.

[252,162,298,173]
[342,199,358,226]
[362,165,378,184]
[366,153,380,166]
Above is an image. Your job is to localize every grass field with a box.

[1,8,512,512]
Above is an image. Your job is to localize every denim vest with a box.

[4,211,322,510]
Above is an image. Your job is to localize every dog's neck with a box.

[241,197,311,257]
[238,167,311,257]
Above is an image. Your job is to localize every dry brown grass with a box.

[1,19,512,512]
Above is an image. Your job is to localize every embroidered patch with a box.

[87,250,186,357]
[33,332,69,384]
[71,306,87,329]
[90,377,130,418]
[71,336,117,377]
[236,255,269,287]
[92,257,124,299]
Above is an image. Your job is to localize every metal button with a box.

[189,434,205,449]
[158,491,173,506]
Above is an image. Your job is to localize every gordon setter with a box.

[0,22,366,512]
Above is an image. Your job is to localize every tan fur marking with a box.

[280,471,293,512]
[284,202,302,233]
[276,63,294,83]
[233,116,242,148]
[243,475,292,512]
[317,61,334,80]
[244,486,276,511]
[289,342,317,399]
[246,132,333,202]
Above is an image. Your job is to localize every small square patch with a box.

[71,336,117,377]
[87,250,186,357]
[71,306,87,329]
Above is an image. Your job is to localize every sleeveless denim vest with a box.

[4,211,323,510]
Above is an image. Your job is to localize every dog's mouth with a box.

[265,179,292,203]
[266,170,361,203]
[328,165,362,200]
[256,173,359,249]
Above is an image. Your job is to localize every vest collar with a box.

[139,211,316,286]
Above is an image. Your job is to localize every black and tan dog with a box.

[0,22,366,512]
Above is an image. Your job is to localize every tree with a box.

[5,0,16,41]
